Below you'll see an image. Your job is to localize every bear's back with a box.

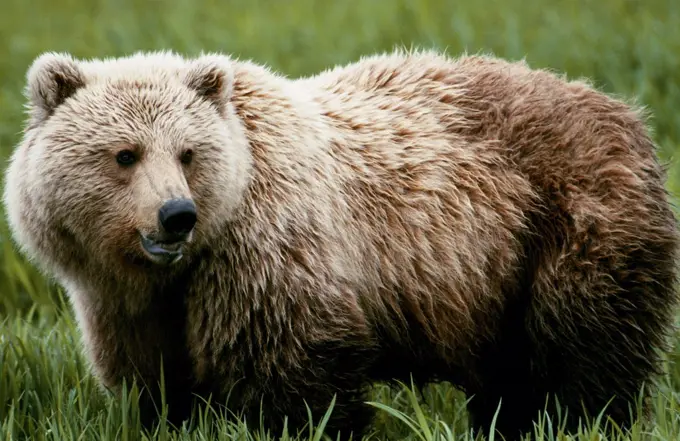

[293,50,674,362]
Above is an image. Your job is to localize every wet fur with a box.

[4,49,680,439]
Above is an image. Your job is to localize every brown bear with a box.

[3,48,679,440]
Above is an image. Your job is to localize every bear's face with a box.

[3,52,252,275]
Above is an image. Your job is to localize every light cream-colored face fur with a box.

[3,52,252,276]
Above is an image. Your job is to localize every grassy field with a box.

[1,0,680,439]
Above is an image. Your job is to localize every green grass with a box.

[1,0,680,439]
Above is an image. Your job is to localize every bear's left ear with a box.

[25,52,86,124]
[182,55,234,116]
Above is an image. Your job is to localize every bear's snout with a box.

[137,198,198,266]
[158,198,197,238]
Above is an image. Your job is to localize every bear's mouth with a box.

[139,233,189,266]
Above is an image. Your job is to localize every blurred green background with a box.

[1,0,679,439]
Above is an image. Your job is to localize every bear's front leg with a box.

[69,283,195,431]
[242,337,379,440]
[185,284,380,438]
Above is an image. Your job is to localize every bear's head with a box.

[3,52,252,279]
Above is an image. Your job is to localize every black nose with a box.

[158,199,197,236]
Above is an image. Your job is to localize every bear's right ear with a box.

[25,52,86,124]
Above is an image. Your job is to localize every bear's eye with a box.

[116,150,137,166]
[180,149,194,165]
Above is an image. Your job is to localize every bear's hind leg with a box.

[464,292,544,440]
[469,218,679,440]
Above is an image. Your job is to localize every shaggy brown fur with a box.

[4,48,679,440]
